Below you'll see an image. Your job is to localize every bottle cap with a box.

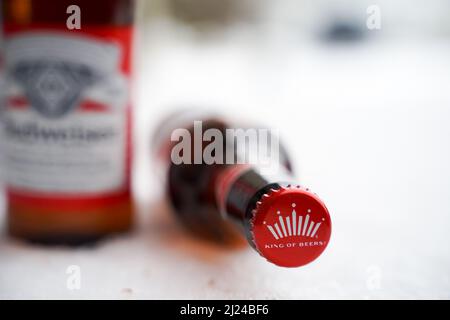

[250,186,332,268]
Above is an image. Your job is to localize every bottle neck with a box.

[215,163,296,245]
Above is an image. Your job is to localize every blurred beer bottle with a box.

[1,0,136,244]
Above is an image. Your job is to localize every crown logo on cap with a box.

[264,203,325,240]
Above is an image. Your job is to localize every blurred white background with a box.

[1,0,450,299]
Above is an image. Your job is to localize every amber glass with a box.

[158,117,292,247]
[2,0,135,244]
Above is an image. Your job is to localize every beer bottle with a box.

[1,0,136,244]
[153,110,332,267]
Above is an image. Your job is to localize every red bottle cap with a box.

[250,186,332,268]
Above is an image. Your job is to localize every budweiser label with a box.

[1,28,131,195]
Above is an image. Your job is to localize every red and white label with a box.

[1,24,133,207]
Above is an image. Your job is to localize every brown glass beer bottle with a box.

[1,0,136,244]
[153,110,332,267]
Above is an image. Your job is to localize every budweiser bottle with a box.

[1,0,136,243]
[153,110,332,267]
